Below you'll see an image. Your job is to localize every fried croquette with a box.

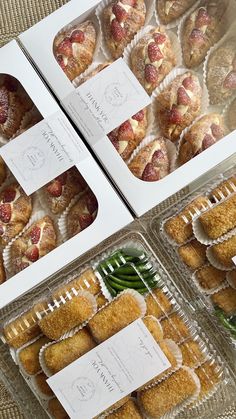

[142,316,163,342]
[145,288,172,319]
[19,336,50,375]
[106,399,142,419]
[211,236,236,268]
[98,397,131,418]
[227,270,236,289]
[96,293,108,308]
[34,372,54,397]
[161,313,190,343]
[179,340,205,368]
[48,398,69,419]
[195,361,221,400]
[195,265,226,290]
[52,269,100,300]
[211,287,236,315]
[178,239,207,270]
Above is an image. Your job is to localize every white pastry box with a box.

[19,0,236,216]
[0,40,133,308]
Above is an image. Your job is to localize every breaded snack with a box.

[178,239,207,270]
[195,361,221,400]
[96,293,108,308]
[161,314,190,343]
[164,196,210,245]
[138,367,198,418]
[195,265,226,291]
[19,336,50,375]
[179,340,205,368]
[44,328,96,374]
[99,396,131,418]
[227,270,236,289]
[52,269,100,300]
[106,399,142,419]
[199,194,236,239]
[39,292,96,340]
[211,287,236,316]
[145,288,172,319]
[142,316,163,342]
[48,398,69,419]
[88,291,145,343]
[211,235,236,268]
[210,176,236,201]
[34,372,54,397]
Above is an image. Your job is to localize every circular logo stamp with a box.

[22,147,45,171]
[104,82,128,107]
[72,377,95,402]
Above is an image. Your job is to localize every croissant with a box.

[103,0,146,59]
[178,113,227,165]
[108,109,148,160]
[0,157,7,187]
[128,138,169,181]
[156,72,202,142]
[53,21,97,81]
[182,1,227,68]
[157,0,195,24]
[130,27,176,95]
[0,183,32,246]
[207,37,236,105]
[67,190,98,238]
[227,98,236,132]
[43,167,87,215]
[10,216,57,274]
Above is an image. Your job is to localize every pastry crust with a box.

[78,62,112,85]
[209,176,236,201]
[179,340,205,368]
[128,138,170,181]
[157,0,195,24]
[207,37,236,105]
[195,361,221,400]
[11,216,57,274]
[227,97,236,132]
[103,0,146,59]
[178,113,227,165]
[161,313,190,343]
[48,398,69,419]
[52,268,100,300]
[211,235,236,268]
[34,373,54,397]
[0,255,6,284]
[130,27,176,95]
[108,109,148,160]
[19,336,50,375]
[11,105,42,139]
[211,286,236,315]
[53,21,96,81]
[178,239,207,270]
[145,288,172,318]
[106,399,142,419]
[196,265,226,290]
[0,157,7,187]
[156,72,202,142]
[67,190,98,238]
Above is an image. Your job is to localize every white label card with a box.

[63,59,151,145]
[0,111,88,195]
[48,319,171,419]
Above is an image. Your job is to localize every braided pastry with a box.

[227,98,236,132]
[67,190,98,238]
[157,0,195,24]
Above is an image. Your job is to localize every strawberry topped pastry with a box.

[108,108,148,160]
[10,216,57,274]
[44,167,87,215]
[130,27,176,95]
[78,62,111,85]
[156,72,202,142]
[157,0,195,24]
[207,37,236,105]
[53,21,97,81]
[128,138,170,181]
[0,183,32,246]
[182,1,227,68]
[67,190,98,238]
[0,157,7,187]
[103,0,146,59]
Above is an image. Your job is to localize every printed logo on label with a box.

[72,377,95,402]
[104,83,128,107]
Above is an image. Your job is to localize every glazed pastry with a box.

[161,313,191,343]
[18,336,50,375]
[195,265,226,291]
[178,113,227,166]
[128,138,170,181]
[106,399,142,419]
[227,97,236,132]
[67,190,98,238]
[157,0,195,24]
[11,216,57,274]
[156,72,202,142]
[178,239,207,270]
[48,398,69,419]
[145,288,172,318]
[0,183,32,246]
[78,62,111,85]
[53,21,96,81]
[207,37,236,105]
[210,235,236,268]
[210,176,236,201]
[0,255,6,284]
[0,157,7,187]
[108,109,148,160]
[142,315,164,342]
[52,268,100,300]
[179,340,206,368]
[103,0,146,59]
[44,167,87,215]
[130,27,176,95]
[182,1,227,68]
[195,361,221,400]
[211,286,236,315]
[34,372,54,397]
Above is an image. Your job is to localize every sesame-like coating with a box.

[142,316,163,342]
[19,336,50,375]
[196,265,225,290]
[178,239,207,270]
[145,288,172,319]
[179,340,205,368]
[52,269,100,300]
[161,314,190,343]
[211,236,236,268]
[106,399,142,419]
[211,286,236,315]
[195,361,221,399]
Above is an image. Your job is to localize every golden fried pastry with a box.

[0,157,7,187]
[157,0,195,24]
[48,398,69,419]
[182,1,227,68]
[108,109,148,161]
[207,37,236,105]
[11,216,57,274]
[138,367,198,418]
[178,114,227,165]
[211,287,236,315]
[106,399,142,419]
[195,361,221,400]
[19,336,50,375]
[227,97,236,132]
[195,265,226,290]
[96,293,108,308]
[179,340,205,368]
[52,269,100,300]
[156,72,202,142]
[128,138,170,182]
[164,196,210,245]
[227,270,236,289]
[44,328,96,374]
[0,183,32,246]
[67,190,98,238]
[143,315,163,342]
[210,236,236,268]
[178,239,207,270]
[100,397,131,418]
[161,313,190,343]
[130,27,176,95]
[103,0,146,59]
[145,288,172,319]
[53,21,96,81]
[34,372,54,397]
[88,291,145,342]
[0,255,6,284]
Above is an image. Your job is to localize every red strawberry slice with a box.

[70,30,85,44]
[152,150,165,163]
[189,29,205,45]
[202,134,215,150]
[0,204,11,223]
[153,33,166,45]
[25,245,39,262]
[46,180,62,197]
[211,123,224,140]
[182,76,195,91]
[18,262,30,271]
[177,87,191,106]
[196,8,211,28]
[30,226,41,245]
[132,110,144,121]
[145,64,158,84]
[57,37,72,56]
[79,214,94,230]
[111,19,125,41]
[3,76,18,92]
[121,0,136,5]
[223,71,236,89]
[169,105,182,124]
[148,43,163,63]
[86,193,98,214]
[112,4,128,22]
[56,172,68,185]
[2,187,16,203]
[0,87,9,124]
[118,120,134,141]
[142,163,160,182]
[56,55,66,70]
[108,131,119,151]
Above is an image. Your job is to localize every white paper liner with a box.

[191,265,228,296]
[154,0,201,30]
[206,246,235,272]
[226,270,236,290]
[193,212,236,247]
